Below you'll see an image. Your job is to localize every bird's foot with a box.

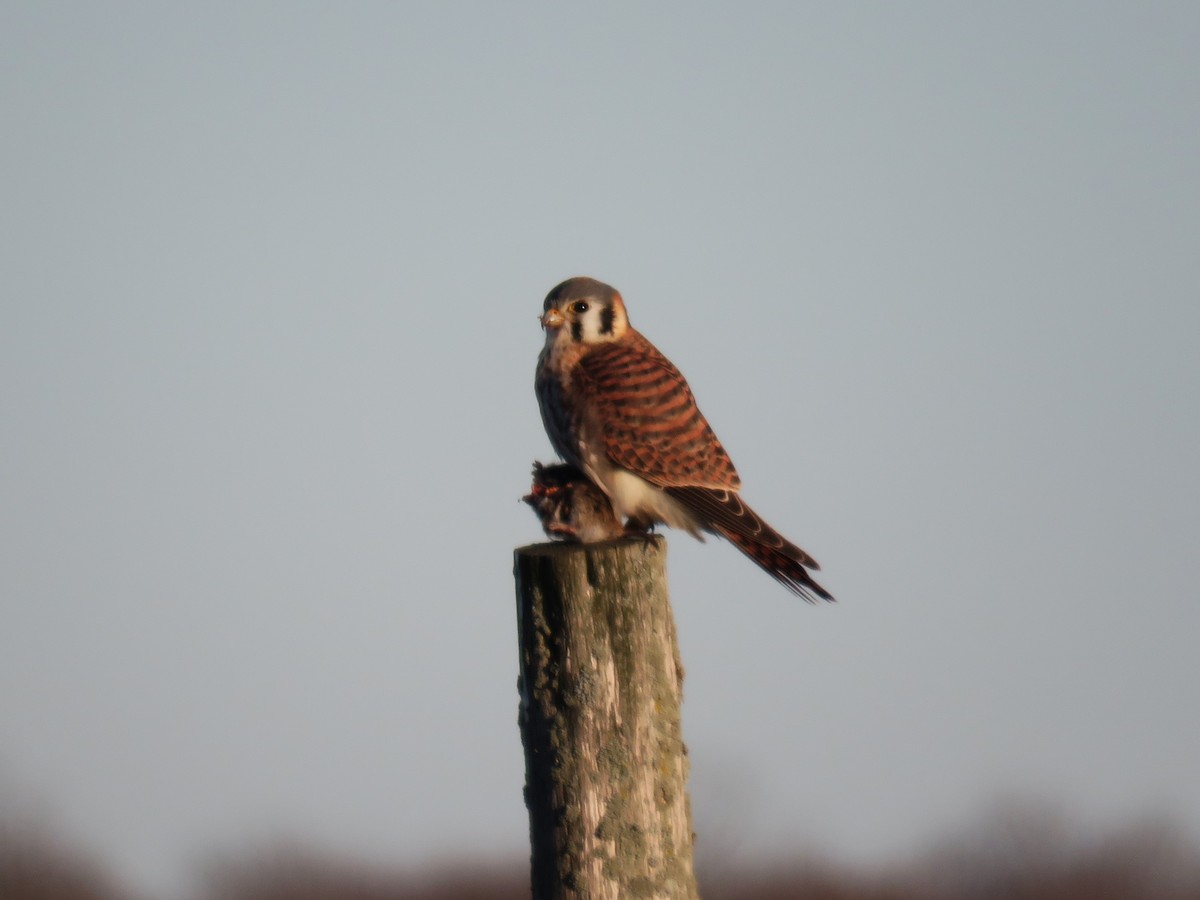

[622,516,658,544]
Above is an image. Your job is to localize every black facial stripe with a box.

[571,318,583,342]
[599,303,615,335]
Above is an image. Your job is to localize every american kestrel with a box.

[535,276,833,602]
[523,461,626,543]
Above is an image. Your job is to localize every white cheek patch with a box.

[580,310,600,342]
[579,304,623,343]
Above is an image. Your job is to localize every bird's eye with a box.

[572,301,589,314]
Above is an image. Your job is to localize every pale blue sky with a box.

[2,3,1198,895]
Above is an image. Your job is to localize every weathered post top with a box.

[514,536,699,900]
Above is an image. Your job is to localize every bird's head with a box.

[541,277,629,346]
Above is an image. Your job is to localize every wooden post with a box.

[513,536,699,900]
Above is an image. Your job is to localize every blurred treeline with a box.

[4,803,1200,899]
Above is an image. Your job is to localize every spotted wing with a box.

[576,330,740,491]
[577,332,832,602]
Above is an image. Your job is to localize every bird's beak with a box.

[541,308,565,330]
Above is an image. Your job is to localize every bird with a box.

[535,276,833,602]
[523,461,626,543]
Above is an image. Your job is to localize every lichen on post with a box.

[514,535,699,900]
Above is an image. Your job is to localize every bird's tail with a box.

[667,486,834,603]
[717,525,834,602]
